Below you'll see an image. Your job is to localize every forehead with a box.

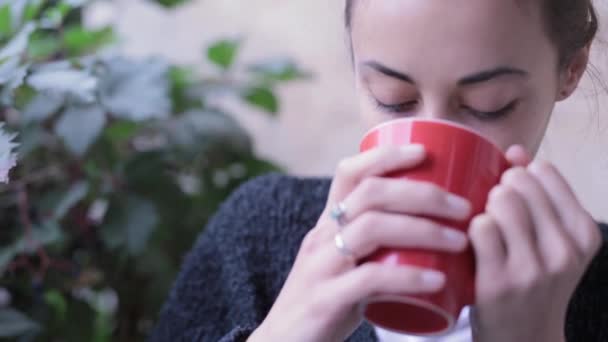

[350,0,555,75]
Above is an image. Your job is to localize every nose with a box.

[414,97,454,122]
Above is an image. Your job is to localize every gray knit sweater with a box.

[149,173,608,342]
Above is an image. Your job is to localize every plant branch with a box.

[17,184,34,250]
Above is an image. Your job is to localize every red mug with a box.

[359,118,510,336]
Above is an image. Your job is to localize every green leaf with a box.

[21,92,64,123]
[99,57,171,121]
[169,66,195,88]
[54,104,107,156]
[17,123,43,157]
[0,23,35,59]
[247,58,311,82]
[104,120,139,144]
[52,181,89,220]
[0,56,27,95]
[102,196,159,256]
[34,221,63,247]
[0,57,18,82]
[169,65,203,113]
[23,1,43,22]
[0,77,27,106]
[151,0,192,8]
[93,310,112,342]
[44,290,67,322]
[28,65,98,102]
[241,86,278,114]
[28,32,62,60]
[40,2,72,29]
[84,160,100,179]
[63,0,91,7]
[0,5,12,38]
[11,83,36,109]
[63,26,115,57]
[13,221,64,254]
[242,156,283,176]
[207,39,239,70]
[123,151,175,194]
[0,308,40,338]
[165,110,252,158]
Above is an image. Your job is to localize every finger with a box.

[484,185,541,273]
[310,212,468,277]
[469,214,509,301]
[343,177,472,222]
[327,145,426,205]
[527,161,582,219]
[469,214,507,274]
[341,212,469,257]
[527,161,601,256]
[505,145,532,167]
[327,263,446,307]
[501,167,577,273]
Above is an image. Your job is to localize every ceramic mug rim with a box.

[362,294,456,337]
[360,118,505,158]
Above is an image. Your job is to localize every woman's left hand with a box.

[469,145,602,342]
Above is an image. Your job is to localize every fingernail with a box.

[446,193,472,217]
[421,271,446,288]
[401,144,425,155]
[442,228,468,248]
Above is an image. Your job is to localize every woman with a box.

[150,0,608,341]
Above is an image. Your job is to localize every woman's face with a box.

[350,0,585,154]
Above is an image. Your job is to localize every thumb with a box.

[505,145,532,167]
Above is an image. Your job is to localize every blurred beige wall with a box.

[95,0,608,222]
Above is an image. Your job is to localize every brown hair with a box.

[344,0,599,68]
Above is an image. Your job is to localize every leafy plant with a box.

[0,0,308,341]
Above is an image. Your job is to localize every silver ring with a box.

[330,202,348,226]
[334,231,356,258]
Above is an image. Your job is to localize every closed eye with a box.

[374,99,418,113]
[464,100,518,120]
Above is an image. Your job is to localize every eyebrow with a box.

[362,61,529,86]
[363,61,415,84]
[458,67,529,85]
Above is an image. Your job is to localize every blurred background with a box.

[0,0,606,341]
[111,0,608,220]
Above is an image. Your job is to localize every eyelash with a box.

[374,99,518,120]
[374,99,417,114]
[465,100,518,120]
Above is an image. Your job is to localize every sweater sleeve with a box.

[148,174,287,342]
[565,222,608,342]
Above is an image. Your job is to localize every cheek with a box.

[517,81,558,154]
[469,75,557,154]
[474,100,554,154]
[359,101,385,128]
[503,113,552,154]
[514,62,561,154]
[524,109,554,156]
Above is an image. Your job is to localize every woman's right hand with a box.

[249,145,473,342]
